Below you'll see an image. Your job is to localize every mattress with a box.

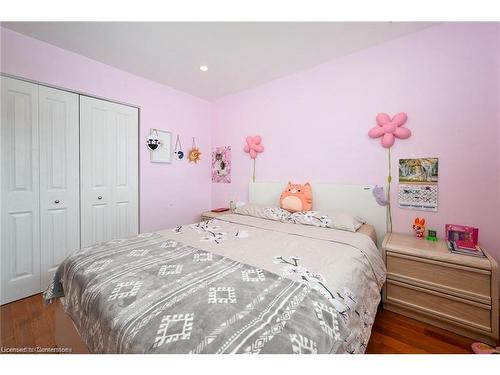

[45,214,386,354]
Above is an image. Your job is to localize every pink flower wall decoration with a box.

[243,135,264,159]
[368,113,411,148]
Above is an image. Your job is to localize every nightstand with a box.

[382,232,499,345]
[201,210,231,221]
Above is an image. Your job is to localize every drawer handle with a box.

[54,199,60,204]
[98,196,102,200]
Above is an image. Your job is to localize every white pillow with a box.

[234,205,365,232]
[328,212,365,232]
[290,211,365,232]
[234,204,291,222]
[289,211,331,228]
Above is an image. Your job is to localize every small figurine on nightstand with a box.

[426,229,438,241]
[412,217,426,238]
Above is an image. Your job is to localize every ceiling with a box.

[2,22,436,100]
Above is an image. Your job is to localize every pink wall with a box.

[212,23,500,263]
[0,27,213,232]
[2,23,499,267]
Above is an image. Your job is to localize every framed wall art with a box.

[211,146,231,183]
[150,129,172,163]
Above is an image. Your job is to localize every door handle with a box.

[98,196,103,200]
[54,200,60,204]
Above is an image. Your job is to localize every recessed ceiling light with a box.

[199,65,209,72]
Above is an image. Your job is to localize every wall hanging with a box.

[150,129,172,163]
[188,137,202,163]
[398,158,438,211]
[243,135,264,182]
[173,135,184,160]
[146,130,160,150]
[368,112,411,232]
[212,146,231,183]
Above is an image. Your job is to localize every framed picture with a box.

[211,146,231,183]
[150,129,172,163]
[398,157,438,183]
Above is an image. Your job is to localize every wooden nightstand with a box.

[200,210,231,221]
[382,232,499,345]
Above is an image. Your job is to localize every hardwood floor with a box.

[365,307,475,353]
[0,293,477,354]
[1,293,57,351]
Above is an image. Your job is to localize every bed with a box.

[47,183,387,354]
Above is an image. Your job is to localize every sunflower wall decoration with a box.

[188,137,202,163]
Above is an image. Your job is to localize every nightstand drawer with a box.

[386,252,491,303]
[386,280,492,332]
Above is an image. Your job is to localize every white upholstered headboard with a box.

[248,182,387,247]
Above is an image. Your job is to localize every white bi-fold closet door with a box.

[1,77,79,304]
[39,85,80,288]
[1,76,139,304]
[79,96,139,248]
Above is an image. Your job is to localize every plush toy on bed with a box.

[280,182,313,212]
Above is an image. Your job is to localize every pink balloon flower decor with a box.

[243,135,264,182]
[368,112,411,148]
[243,135,264,159]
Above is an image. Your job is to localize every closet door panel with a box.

[80,96,113,247]
[80,96,138,247]
[39,86,80,288]
[113,108,138,239]
[1,77,40,304]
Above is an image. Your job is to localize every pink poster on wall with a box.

[211,146,231,183]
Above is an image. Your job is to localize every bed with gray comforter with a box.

[44,212,386,354]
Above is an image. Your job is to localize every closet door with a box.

[0,77,40,305]
[39,86,80,288]
[80,96,138,247]
[112,101,139,239]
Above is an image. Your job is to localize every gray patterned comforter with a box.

[45,214,386,354]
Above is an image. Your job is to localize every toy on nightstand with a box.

[445,224,479,244]
[445,224,479,252]
[412,217,426,238]
[426,229,438,241]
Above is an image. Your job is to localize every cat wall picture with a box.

[211,146,231,183]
